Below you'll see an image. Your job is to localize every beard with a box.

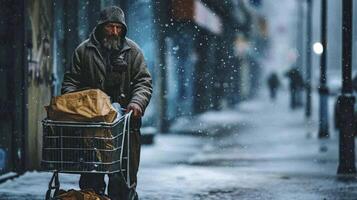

[102,34,122,50]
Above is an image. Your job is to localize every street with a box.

[1,91,357,200]
[138,92,353,200]
[2,1,357,200]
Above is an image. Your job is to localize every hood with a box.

[96,6,128,38]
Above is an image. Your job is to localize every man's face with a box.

[102,22,123,50]
[104,23,123,37]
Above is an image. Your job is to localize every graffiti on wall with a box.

[27,0,53,86]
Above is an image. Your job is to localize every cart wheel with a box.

[45,171,60,200]
[128,188,138,200]
[45,189,52,200]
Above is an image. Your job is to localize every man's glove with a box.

[110,52,127,73]
[126,103,142,119]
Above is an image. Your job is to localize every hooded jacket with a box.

[61,6,152,113]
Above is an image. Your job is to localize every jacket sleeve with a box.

[61,48,83,94]
[129,50,153,114]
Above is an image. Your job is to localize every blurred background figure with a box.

[285,67,304,109]
[267,72,280,101]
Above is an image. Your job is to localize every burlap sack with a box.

[46,89,117,123]
[54,189,111,200]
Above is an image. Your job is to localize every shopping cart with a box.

[41,111,132,200]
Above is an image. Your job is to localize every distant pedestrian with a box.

[267,72,280,101]
[285,67,304,109]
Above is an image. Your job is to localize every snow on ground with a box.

[0,91,355,200]
[137,90,357,200]
[0,172,80,199]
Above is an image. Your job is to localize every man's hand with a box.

[126,103,142,119]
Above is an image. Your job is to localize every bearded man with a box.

[61,6,152,200]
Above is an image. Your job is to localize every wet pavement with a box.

[137,92,357,200]
[1,92,357,199]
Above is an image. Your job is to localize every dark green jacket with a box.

[61,7,152,113]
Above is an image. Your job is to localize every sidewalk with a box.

[1,91,357,199]
[137,91,357,200]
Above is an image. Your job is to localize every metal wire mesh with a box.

[41,116,129,174]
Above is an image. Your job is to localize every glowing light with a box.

[313,42,323,55]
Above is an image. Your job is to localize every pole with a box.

[318,0,329,138]
[337,0,356,174]
[305,0,312,118]
[296,0,304,107]
[153,0,169,133]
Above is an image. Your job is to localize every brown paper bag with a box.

[55,189,111,200]
[82,128,115,163]
[46,89,117,123]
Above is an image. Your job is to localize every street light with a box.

[318,0,329,139]
[313,42,323,55]
[305,0,312,118]
[337,0,356,175]
[296,0,304,106]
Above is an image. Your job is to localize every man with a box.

[61,6,152,200]
[267,72,280,101]
[285,67,304,109]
